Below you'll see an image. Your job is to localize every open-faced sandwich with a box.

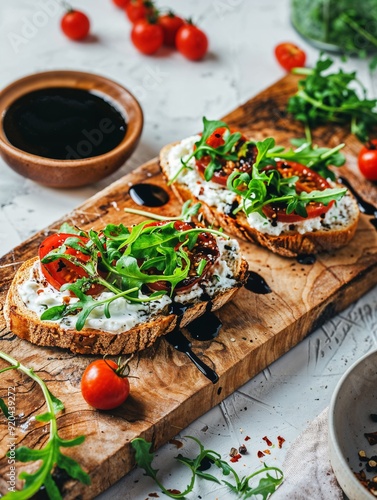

[160,118,360,257]
[4,218,248,355]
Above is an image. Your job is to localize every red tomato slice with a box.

[39,233,102,294]
[144,221,219,292]
[196,156,228,186]
[262,161,334,223]
[195,128,256,186]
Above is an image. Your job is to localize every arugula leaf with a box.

[124,200,202,223]
[255,138,276,168]
[289,54,377,143]
[132,436,283,499]
[58,222,81,234]
[291,1,377,69]
[0,351,89,499]
[0,397,10,418]
[227,138,347,219]
[39,217,227,329]
[169,117,242,184]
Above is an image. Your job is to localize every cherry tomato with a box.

[358,140,377,181]
[176,22,208,61]
[61,10,90,41]
[262,161,334,222]
[112,0,129,8]
[158,12,185,47]
[39,233,102,294]
[125,0,155,24]
[81,359,130,410]
[131,18,163,55]
[274,42,306,72]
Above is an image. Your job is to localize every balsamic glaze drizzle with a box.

[296,254,317,265]
[128,183,169,207]
[245,272,272,294]
[186,303,223,341]
[165,301,219,384]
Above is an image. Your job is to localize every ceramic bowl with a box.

[0,71,143,188]
[328,349,377,500]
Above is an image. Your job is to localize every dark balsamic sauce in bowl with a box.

[3,87,127,160]
[0,71,143,187]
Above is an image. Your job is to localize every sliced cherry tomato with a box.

[143,221,219,292]
[81,358,130,410]
[358,140,377,181]
[125,0,155,23]
[176,22,208,61]
[112,0,129,8]
[205,127,228,148]
[131,18,163,55]
[39,233,102,294]
[274,42,306,72]
[158,12,185,46]
[195,129,257,186]
[61,10,90,41]
[262,161,334,223]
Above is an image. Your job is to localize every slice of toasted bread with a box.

[4,246,248,355]
[160,140,360,258]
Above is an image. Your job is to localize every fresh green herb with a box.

[0,395,10,418]
[288,54,377,143]
[39,220,226,329]
[57,222,81,235]
[170,117,345,185]
[131,436,283,499]
[196,259,207,276]
[227,138,347,219]
[291,0,377,69]
[0,351,89,499]
[168,117,242,184]
[124,200,202,221]
[250,137,345,181]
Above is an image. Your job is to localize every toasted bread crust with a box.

[4,257,248,355]
[160,142,360,258]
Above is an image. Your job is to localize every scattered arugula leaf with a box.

[131,436,283,499]
[124,200,201,222]
[227,138,347,219]
[170,118,345,186]
[288,54,377,143]
[0,350,89,499]
[58,222,81,235]
[168,117,242,184]
[0,396,10,418]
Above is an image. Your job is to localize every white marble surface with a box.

[1,1,377,499]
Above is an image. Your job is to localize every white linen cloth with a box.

[273,408,344,499]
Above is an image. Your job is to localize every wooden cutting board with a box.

[1,74,377,499]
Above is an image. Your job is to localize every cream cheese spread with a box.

[18,236,241,334]
[166,135,352,236]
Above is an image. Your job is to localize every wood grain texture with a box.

[1,74,377,499]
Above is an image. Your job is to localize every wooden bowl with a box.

[0,71,143,188]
